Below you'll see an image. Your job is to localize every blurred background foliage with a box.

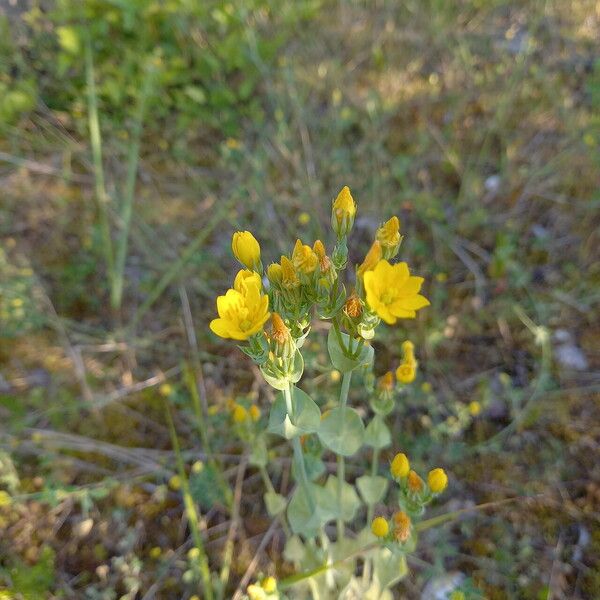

[0,0,599,598]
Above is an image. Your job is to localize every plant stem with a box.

[362,446,380,584]
[85,36,114,294]
[111,60,154,311]
[164,402,213,600]
[336,371,352,540]
[285,384,315,512]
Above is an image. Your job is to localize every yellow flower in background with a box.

[280,256,300,289]
[331,185,356,237]
[232,404,248,423]
[356,240,382,280]
[233,269,262,292]
[291,239,318,274]
[378,371,394,391]
[401,340,416,364]
[428,468,448,493]
[249,405,261,421]
[232,231,261,271]
[364,260,430,324]
[396,362,416,384]
[469,401,481,416]
[261,576,277,593]
[376,216,402,259]
[210,279,270,340]
[390,452,410,478]
[247,584,267,600]
[371,516,389,538]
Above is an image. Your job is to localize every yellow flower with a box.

[376,216,401,259]
[247,584,267,600]
[371,516,389,538]
[0,491,11,507]
[469,401,481,416]
[159,383,173,397]
[291,239,318,274]
[390,452,410,478]
[428,468,448,493]
[249,405,261,421]
[280,256,300,289]
[234,269,262,292]
[261,576,277,593]
[313,239,332,272]
[232,404,248,423]
[169,475,181,490]
[232,231,261,271]
[364,260,430,324]
[396,362,416,384]
[209,280,270,341]
[331,185,356,237]
[356,241,382,280]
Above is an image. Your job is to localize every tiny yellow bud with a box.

[313,239,332,272]
[232,231,261,271]
[292,239,318,274]
[249,405,261,422]
[188,547,200,560]
[390,453,410,478]
[261,576,277,592]
[159,383,173,397]
[330,370,341,383]
[149,546,162,559]
[267,262,283,284]
[428,468,448,493]
[371,516,389,538]
[0,491,12,507]
[232,404,248,423]
[270,313,289,344]
[469,401,481,416]
[401,340,416,364]
[357,240,382,280]
[192,461,204,474]
[421,382,432,393]
[298,212,311,225]
[376,216,401,259]
[407,470,424,493]
[331,185,356,237]
[396,362,416,384]
[169,475,181,490]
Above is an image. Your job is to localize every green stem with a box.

[336,371,352,540]
[164,402,213,600]
[285,384,315,513]
[363,446,380,584]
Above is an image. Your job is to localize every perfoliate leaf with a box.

[364,415,392,449]
[356,475,389,505]
[268,386,321,439]
[318,406,364,456]
[327,328,374,373]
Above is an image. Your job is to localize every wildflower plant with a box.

[211,187,450,599]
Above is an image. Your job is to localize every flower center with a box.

[381,291,395,304]
[239,319,252,331]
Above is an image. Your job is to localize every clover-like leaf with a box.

[322,476,361,523]
[356,475,389,505]
[364,415,391,449]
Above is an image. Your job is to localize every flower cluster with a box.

[372,453,448,544]
[210,187,430,388]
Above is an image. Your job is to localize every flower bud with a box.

[378,371,394,392]
[357,240,382,281]
[371,516,389,538]
[401,340,416,365]
[376,216,402,259]
[249,405,261,422]
[343,293,362,319]
[392,511,412,543]
[266,263,283,285]
[280,256,300,289]
[292,239,318,275]
[270,312,295,359]
[427,468,448,493]
[261,576,277,593]
[313,240,333,274]
[234,269,262,292]
[407,469,424,493]
[390,452,410,479]
[331,186,356,238]
[232,231,261,271]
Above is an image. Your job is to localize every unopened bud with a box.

[331,186,356,238]
[376,216,402,259]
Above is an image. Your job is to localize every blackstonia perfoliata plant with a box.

[210,187,449,600]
